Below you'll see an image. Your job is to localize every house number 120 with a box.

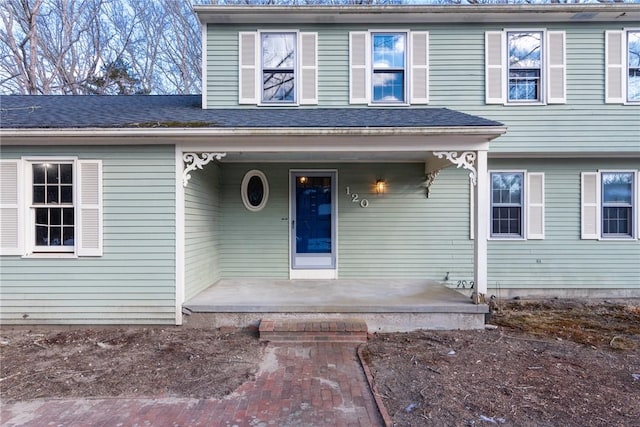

[345,187,369,208]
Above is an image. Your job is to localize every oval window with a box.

[241,170,269,212]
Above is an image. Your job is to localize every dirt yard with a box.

[1,299,639,426]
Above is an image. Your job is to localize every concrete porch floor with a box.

[182,279,489,332]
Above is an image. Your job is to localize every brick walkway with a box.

[1,343,384,427]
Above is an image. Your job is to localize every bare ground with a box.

[1,299,639,426]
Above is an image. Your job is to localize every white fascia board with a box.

[193,5,640,25]
[489,151,640,158]
[0,126,506,145]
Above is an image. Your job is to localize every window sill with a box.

[488,236,526,241]
[599,236,637,241]
[503,101,546,107]
[22,252,78,259]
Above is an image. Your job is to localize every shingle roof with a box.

[0,95,503,129]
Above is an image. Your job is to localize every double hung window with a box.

[349,30,429,105]
[486,171,545,240]
[238,31,317,105]
[628,31,640,102]
[32,163,75,251]
[261,33,296,103]
[507,32,542,102]
[491,172,524,237]
[582,171,638,240]
[0,158,102,257]
[371,33,406,103]
[485,29,565,105]
[605,29,640,103]
[601,172,634,237]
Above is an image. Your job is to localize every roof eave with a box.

[0,126,507,148]
[193,4,640,25]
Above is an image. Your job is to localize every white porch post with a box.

[473,150,488,303]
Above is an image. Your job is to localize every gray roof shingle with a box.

[0,95,503,129]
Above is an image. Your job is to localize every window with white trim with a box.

[491,172,524,237]
[605,29,640,104]
[262,32,296,103]
[238,31,317,105]
[32,162,75,251]
[0,158,103,257]
[582,171,638,240]
[372,33,406,103]
[487,171,545,240]
[507,32,542,102]
[485,29,566,105]
[350,30,429,105]
[628,31,640,102]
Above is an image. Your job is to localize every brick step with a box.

[259,318,368,343]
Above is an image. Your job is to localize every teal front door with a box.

[290,171,337,272]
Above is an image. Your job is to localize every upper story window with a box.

[238,31,317,106]
[628,31,640,102]
[486,30,566,105]
[350,30,429,105]
[371,33,406,103]
[261,33,296,103]
[507,32,542,102]
[605,29,640,104]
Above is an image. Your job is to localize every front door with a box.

[290,171,337,278]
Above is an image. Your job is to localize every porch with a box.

[182,279,488,332]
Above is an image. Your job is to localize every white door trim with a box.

[289,169,338,279]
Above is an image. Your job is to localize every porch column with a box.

[473,150,488,303]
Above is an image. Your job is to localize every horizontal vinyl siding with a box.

[216,163,474,281]
[184,162,221,300]
[0,145,176,325]
[487,158,640,291]
[205,23,638,154]
[219,163,290,278]
[337,164,473,280]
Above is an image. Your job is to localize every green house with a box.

[1,4,638,329]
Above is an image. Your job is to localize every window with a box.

[350,30,429,105]
[241,170,269,212]
[582,171,638,240]
[485,171,545,240]
[238,31,317,105]
[628,31,640,102]
[261,33,296,103]
[602,172,634,237]
[32,163,75,251]
[0,159,103,257]
[606,29,640,104]
[485,30,565,105]
[491,172,524,237]
[507,32,542,102]
[371,33,406,103]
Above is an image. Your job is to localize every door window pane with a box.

[296,176,332,254]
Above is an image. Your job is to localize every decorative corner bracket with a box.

[182,152,227,187]
[423,170,440,198]
[432,151,477,186]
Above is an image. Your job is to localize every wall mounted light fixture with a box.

[375,179,386,194]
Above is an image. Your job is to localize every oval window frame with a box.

[241,169,269,212]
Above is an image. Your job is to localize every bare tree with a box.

[0,0,201,95]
